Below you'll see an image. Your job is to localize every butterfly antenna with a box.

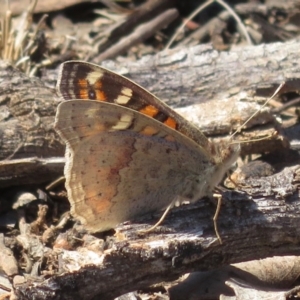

[230,82,285,140]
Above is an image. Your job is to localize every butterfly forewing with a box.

[57,60,210,150]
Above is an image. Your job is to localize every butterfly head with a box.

[208,140,241,190]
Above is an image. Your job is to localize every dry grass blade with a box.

[165,0,252,50]
[0,0,48,75]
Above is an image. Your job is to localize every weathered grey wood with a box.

[101,40,300,107]
[1,40,300,299]
[0,61,64,187]
[2,40,300,187]
[14,165,300,299]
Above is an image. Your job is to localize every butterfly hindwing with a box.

[55,100,215,232]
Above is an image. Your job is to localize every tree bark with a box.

[1,40,300,299]
[14,165,300,299]
[2,40,299,187]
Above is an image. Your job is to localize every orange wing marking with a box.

[139,105,159,117]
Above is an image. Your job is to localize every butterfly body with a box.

[55,61,240,232]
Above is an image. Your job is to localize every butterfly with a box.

[54,61,240,234]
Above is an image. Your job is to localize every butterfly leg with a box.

[226,170,238,188]
[212,192,223,244]
[138,202,173,234]
[46,176,65,191]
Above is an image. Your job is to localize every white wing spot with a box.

[111,113,133,130]
[115,87,133,105]
[86,70,104,85]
